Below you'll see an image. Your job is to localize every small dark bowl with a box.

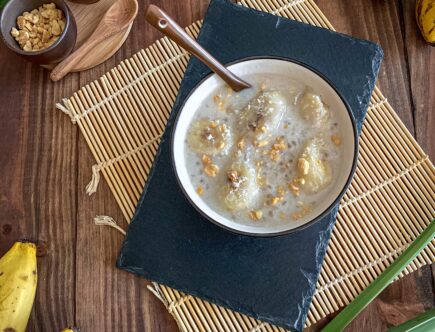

[0,0,77,65]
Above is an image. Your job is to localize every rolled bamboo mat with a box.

[57,0,435,330]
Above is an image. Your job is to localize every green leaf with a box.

[388,308,435,332]
[321,219,435,332]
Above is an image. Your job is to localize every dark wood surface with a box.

[0,0,433,331]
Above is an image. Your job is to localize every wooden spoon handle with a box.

[50,37,102,82]
[145,5,251,92]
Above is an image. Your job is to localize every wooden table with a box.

[0,0,433,331]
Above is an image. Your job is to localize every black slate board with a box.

[117,0,383,330]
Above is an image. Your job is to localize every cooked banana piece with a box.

[297,138,332,193]
[221,161,259,211]
[187,119,233,156]
[239,91,287,139]
[299,91,328,125]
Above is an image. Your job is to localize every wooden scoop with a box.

[145,5,251,92]
[50,0,138,82]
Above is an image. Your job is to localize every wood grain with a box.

[44,0,133,72]
[401,0,435,160]
[0,0,432,331]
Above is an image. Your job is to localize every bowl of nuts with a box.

[0,0,77,65]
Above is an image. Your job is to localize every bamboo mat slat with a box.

[57,0,435,330]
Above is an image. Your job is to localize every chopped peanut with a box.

[272,142,286,150]
[292,205,312,220]
[11,3,66,52]
[204,164,219,177]
[288,181,300,196]
[269,149,281,161]
[237,138,245,150]
[269,196,283,205]
[297,158,310,175]
[227,170,238,182]
[202,154,212,165]
[196,186,204,196]
[249,210,263,221]
[331,134,341,146]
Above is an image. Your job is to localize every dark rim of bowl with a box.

[0,0,73,56]
[171,56,359,237]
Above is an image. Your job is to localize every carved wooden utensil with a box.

[50,0,138,81]
[145,4,251,92]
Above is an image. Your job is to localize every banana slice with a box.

[297,138,332,194]
[239,91,287,140]
[299,90,328,125]
[187,119,233,156]
[220,161,259,211]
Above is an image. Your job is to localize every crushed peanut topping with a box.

[269,196,284,205]
[227,170,238,182]
[249,210,263,221]
[267,136,287,161]
[11,3,66,52]
[213,95,221,103]
[218,124,227,132]
[196,186,204,196]
[277,186,286,196]
[284,123,289,129]
[254,140,269,147]
[260,82,267,91]
[204,164,219,177]
[269,149,281,161]
[237,138,245,150]
[288,181,300,196]
[272,142,286,150]
[297,158,310,175]
[292,205,312,220]
[202,154,212,165]
[209,121,218,128]
[331,134,341,146]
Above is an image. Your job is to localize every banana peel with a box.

[416,0,435,45]
[0,241,37,332]
[61,328,80,332]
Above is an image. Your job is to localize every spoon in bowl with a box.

[145,5,251,92]
[50,0,139,82]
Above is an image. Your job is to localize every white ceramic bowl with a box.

[172,58,357,236]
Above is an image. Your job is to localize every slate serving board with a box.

[117,0,383,330]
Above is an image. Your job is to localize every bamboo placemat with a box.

[57,0,435,330]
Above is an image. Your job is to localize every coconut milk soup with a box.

[184,74,343,227]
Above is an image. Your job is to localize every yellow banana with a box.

[0,241,37,332]
[416,0,435,45]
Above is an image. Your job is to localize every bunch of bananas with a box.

[416,0,435,45]
[0,241,37,332]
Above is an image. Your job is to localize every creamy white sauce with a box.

[184,74,342,226]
